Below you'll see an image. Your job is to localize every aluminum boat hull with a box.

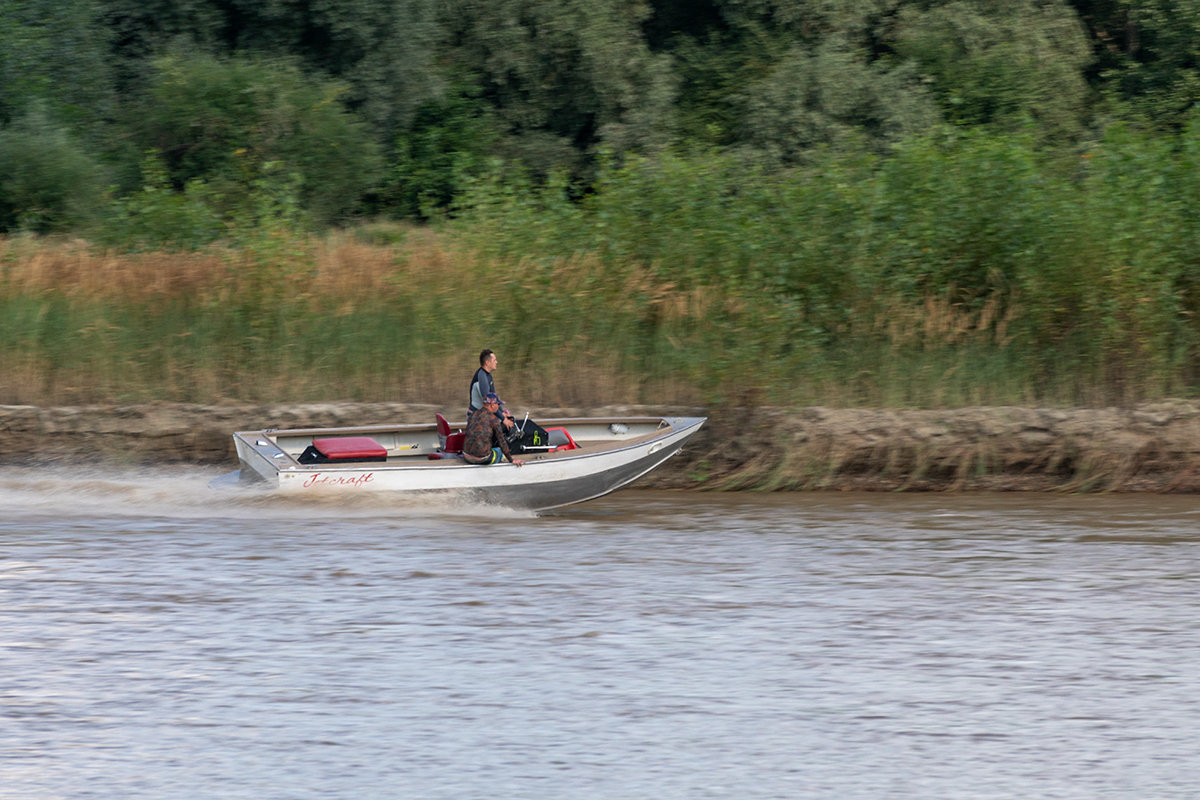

[226,416,706,512]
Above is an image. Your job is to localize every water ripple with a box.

[2,474,1199,799]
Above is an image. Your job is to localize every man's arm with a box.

[491,416,522,464]
[492,416,513,460]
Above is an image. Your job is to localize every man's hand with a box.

[512,458,524,467]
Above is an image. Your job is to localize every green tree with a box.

[202,0,442,137]
[891,0,1093,142]
[0,108,106,233]
[649,1,940,160]
[0,0,115,132]
[98,153,224,250]
[436,0,676,179]
[1070,0,1200,129]
[378,79,503,218]
[734,36,940,163]
[102,0,443,136]
[133,52,381,224]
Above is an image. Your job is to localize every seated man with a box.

[462,393,525,467]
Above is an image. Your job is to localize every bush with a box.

[132,52,381,225]
[97,154,225,251]
[0,110,106,233]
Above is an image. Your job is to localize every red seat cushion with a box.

[311,436,387,460]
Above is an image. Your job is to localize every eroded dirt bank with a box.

[3,401,1200,492]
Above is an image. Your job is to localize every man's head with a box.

[480,349,497,371]
[483,391,502,409]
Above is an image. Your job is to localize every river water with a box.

[2,467,1198,799]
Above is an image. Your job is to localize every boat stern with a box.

[232,431,290,487]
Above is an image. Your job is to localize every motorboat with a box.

[218,414,706,512]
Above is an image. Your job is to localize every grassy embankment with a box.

[4,127,1200,410]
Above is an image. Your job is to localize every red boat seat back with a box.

[544,427,578,452]
[434,413,464,454]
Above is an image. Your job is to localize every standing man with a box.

[468,349,498,415]
[463,393,524,466]
[468,349,515,432]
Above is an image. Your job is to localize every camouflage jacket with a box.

[462,407,513,462]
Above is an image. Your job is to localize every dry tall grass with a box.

[0,231,1077,409]
[0,230,701,406]
[0,228,472,304]
[875,290,1017,349]
[0,237,226,300]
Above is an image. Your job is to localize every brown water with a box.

[2,467,1198,799]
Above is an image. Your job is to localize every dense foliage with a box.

[4,0,1199,230]
[5,0,1200,406]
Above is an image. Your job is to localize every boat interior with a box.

[248,415,679,467]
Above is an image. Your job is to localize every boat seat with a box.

[545,427,578,451]
[430,413,465,459]
[299,436,388,464]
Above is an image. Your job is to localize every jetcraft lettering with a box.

[303,472,375,489]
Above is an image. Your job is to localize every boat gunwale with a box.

[234,416,705,473]
[239,416,679,439]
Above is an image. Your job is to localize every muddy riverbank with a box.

[3,401,1200,492]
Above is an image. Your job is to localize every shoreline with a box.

[2,401,1199,492]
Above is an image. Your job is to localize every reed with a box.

[0,222,1190,409]
[0,231,695,405]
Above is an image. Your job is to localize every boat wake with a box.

[0,465,536,521]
